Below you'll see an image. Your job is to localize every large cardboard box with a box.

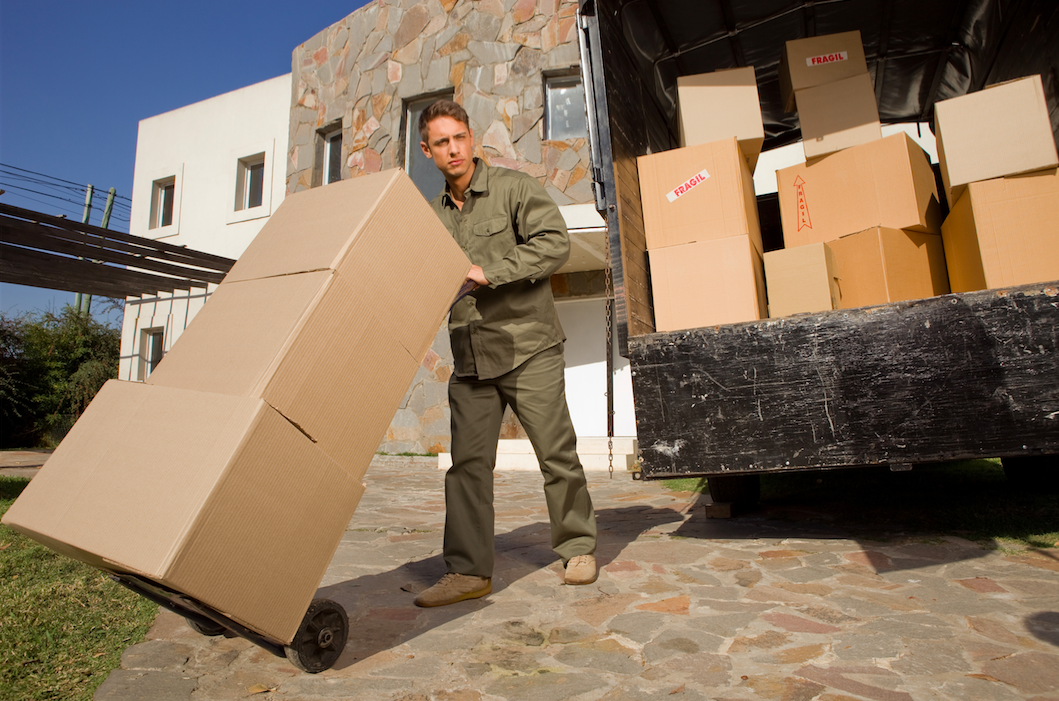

[935,75,1058,208]
[677,67,764,173]
[827,227,950,308]
[779,30,868,113]
[649,235,766,331]
[146,170,470,476]
[764,243,839,317]
[1,380,365,644]
[941,168,1059,293]
[796,72,882,160]
[146,272,420,477]
[638,138,762,253]
[776,132,942,247]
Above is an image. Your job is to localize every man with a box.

[414,99,598,608]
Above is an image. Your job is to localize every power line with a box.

[0,192,86,218]
[0,181,90,208]
[0,163,133,204]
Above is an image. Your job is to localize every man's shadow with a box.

[315,503,686,670]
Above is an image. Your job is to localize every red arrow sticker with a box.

[794,175,812,231]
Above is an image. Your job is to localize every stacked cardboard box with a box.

[768,132,948,316]
[639,136,766,332]
[779,31,882,159]
[2,170,471,643]
[677,67,764,173]
[638,67,770,332]
[935,75,1059,291]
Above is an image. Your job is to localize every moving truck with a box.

[575,0,1059,500]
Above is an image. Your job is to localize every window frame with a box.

[544,70,588,141]
[139,327,165,380]
[150,176,176,230]
[401,90,455,200]
[227,140,276,224]
[139,164,183,238]
[313,123,344,187]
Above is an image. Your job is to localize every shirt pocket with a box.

[473,217,510,238]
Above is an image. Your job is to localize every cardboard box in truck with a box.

[941,167,1059,293]
[776,132,942,247]
[778,30,868,112]
[677,67,764,173]
[638,137,762,253]
[649,234,766,331]
[764,242,839,317]
[796,72,882,160]
[935,74,1058,208]
[827,226,950,308]
[1,380,364,644]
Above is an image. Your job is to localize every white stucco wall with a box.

[119,74,292,381]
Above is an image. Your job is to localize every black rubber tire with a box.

[284,599,349,673]
[707,474,761,505]
[1002,454,1059,492]
[185,616,226,637]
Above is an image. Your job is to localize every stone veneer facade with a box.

[286,0,597,455]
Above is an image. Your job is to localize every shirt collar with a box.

[441,158,488,209]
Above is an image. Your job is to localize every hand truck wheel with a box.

[185,616,226,637]
[284,598,348,673]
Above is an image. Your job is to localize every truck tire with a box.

[1002,455,1059,492]
[706,474,760,505]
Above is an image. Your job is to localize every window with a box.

[545,73,588,140]
[150,177,176,229]
[404,92,453,199]
[227,141,274,224]
[324,131,342,185]
[140,328,164,380]
[235,153,265,211]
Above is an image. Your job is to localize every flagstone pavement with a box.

[83,455,1059,701]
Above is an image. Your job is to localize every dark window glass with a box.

[247,161,264,208]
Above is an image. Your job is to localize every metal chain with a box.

[604,234,615,479]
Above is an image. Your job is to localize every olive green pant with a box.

[444,344,597,577]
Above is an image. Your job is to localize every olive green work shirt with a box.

[430,159,569,380]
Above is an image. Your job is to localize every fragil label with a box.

[666,168,711,203]
[806,50,848,67]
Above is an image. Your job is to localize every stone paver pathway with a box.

[95,456,1059,700]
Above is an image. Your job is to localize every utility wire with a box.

[0,163,133,205]
[0,163,132,231]
[0,182,90,208]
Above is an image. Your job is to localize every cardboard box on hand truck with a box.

[146,170,471,478]
[2,169,471,649]
[1,381,363,644]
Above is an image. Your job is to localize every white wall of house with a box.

[119,74,292,381]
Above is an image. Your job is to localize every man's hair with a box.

[418,99,471,143]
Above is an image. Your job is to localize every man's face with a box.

[420,116,474,182]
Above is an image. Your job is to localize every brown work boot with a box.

[414,573,492,607]
[564,554,598,585]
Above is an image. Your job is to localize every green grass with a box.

[1,477,157,701]
[663,459,1059,549]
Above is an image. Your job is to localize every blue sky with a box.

[0,0,371,325]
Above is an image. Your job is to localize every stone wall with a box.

[287,0,591,205]
[287,0,595,455]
